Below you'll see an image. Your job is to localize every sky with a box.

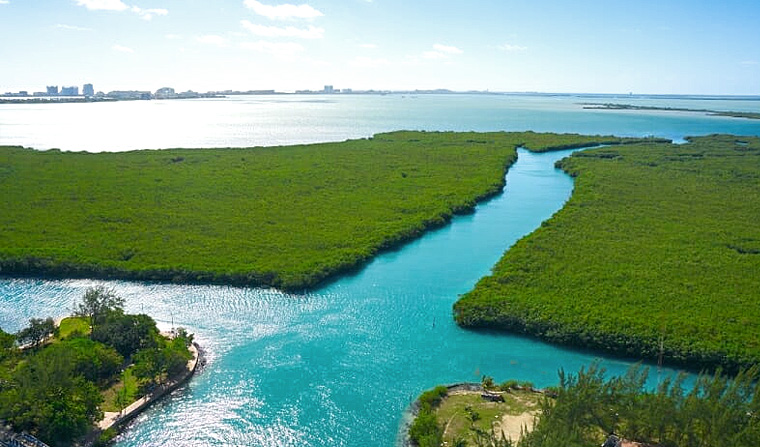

[1,0,758,95]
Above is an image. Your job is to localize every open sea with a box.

[1,93,759,151]
[1,93,759,446]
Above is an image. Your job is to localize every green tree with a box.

[115,384,131,415]
[0,345,103,446]
[520,364,760,447]
[15,317,55,349]
[92,313,158,358]
[409,409,442,447]
[165,336,192,376]
[132,337,192,387]
[75,286,125,336]
[174,327,194,347]
[44,338,123,384]
[132,347,167,387]
[0,327,15,361]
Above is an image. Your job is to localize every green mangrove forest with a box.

[0,131,648,291]
[454,134,760,372]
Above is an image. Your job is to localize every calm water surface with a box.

[1,94,759,151]
[1,95,759,446]
[0,149,691,447]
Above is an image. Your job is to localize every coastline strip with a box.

[91,342,203,443]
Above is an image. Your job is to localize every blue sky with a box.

[1,0,758,94]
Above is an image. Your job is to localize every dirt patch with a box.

[496,410,538,443]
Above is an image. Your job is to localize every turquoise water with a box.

[1,95,759,445]
[1,149,689,446]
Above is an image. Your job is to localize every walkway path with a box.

[97,342,200,432]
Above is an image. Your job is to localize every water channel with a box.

[0,147,689,446]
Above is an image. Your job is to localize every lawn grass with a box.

[454,134,760,372]
[100,367,138,412]
[0,131,649,291]
[57,316,90,339]
[436,391,542,445]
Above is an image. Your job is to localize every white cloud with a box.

[240,40,304,58]
[359,43,378,49]
[497,43,527,52]
[351,56,389,68]
[422,44,463,59]
[75,1,168,19]
[740,60,758,66]
[197,35,229,47]
[56,24,93,31]
[244,0,323,20]
[76,0,128,11]
[432,44,462,55]
[112,44,135,53]
[0,1,10,5]
[131,6,168,20]
[241,20,323,39]
[165,34,182,40]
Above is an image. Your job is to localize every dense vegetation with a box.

[521,364,760,447]
[0,131,649,291]
[408,385,449,447]
[455,135,760,372]
[0,287,193,446]
[410,365,760,447]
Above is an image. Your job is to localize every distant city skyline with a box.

[1,0,758,95]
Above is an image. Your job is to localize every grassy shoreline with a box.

[406,365,760,447]
[0,131,648,291]
[454,134,760,372]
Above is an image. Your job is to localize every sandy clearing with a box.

[497,410,538,443]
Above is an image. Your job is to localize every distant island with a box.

[582,102,760,120]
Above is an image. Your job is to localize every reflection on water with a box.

[0,149,698,446]
[1,94,759,152]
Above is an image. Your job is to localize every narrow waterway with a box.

[0,147,688,446]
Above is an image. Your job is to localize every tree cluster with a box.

[521,364,760,447]
[0,287,194,446]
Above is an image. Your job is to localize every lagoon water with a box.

[1,94,760,446]
[1,94,760,151]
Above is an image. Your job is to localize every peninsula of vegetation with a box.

[0,131,655,291]
[406,364,760,447]
[582,102,760,120]
[454,135,760,372]
[0,287,197,447]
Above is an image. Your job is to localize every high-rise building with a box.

[46,86,59,96]
[60,86,79,96]
[323,85,334,94]
[83,83,94,97]
[155,87,176,99]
